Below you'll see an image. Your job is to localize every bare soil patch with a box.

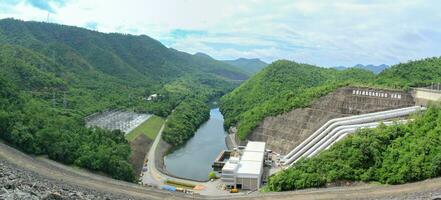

[130,134,153,176]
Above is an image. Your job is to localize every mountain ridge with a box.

[222,58,268,75]
[333,64,389,74]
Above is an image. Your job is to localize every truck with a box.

[160,185,176,192]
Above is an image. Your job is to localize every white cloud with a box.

[1,0,441,66]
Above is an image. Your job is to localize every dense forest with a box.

[162,99,210,146]
[266,106,441,191]
[220,57,441,140]
[376,57,441,89]
[220,60,376,140]
[0,19,247,180]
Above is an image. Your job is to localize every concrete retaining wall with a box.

[247,87,415,154]
[413,88,441,106]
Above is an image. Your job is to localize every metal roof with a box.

[244,141,266,152]
[237,160,262,176]
[222,161,238,171]
[241,151,264,162]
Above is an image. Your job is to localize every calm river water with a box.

[164,108,227,181]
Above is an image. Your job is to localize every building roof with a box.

[222,157,240,172]
[244,141,266,152]
[241,151,264,162]
[237,141,265,177]
[237,160,262,177]
[229,156,240,163]
[221,141,266,180]
[222,160,238,172]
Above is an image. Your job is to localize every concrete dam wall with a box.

[247,87,415,155]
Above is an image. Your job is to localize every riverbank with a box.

[163,108,228,181]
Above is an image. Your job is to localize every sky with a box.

[1,0,441,67]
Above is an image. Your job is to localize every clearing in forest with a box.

[126,116,165,141]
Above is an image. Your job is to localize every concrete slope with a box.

[248,87,415,154]
[282,106,424,166]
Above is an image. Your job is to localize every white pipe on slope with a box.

[284,108,416,165]
[282,106,420,161]
[307,120,407,158]
[282,106,424,166]
[302,122,381,159]
[323,120,410,152]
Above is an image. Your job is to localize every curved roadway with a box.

[2,130,441,199]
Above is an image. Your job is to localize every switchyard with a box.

[85,110,151,134]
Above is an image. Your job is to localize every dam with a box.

[242,86,416,155]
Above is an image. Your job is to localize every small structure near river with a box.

[220,141,267,190]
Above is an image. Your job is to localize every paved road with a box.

[0,142,190,200]
[141,122,229,196]
[2,137,441,199]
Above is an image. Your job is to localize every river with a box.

[164,108,227,181]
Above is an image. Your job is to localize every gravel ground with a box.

[0,160,127,200]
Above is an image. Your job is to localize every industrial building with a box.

[221,141,266,190]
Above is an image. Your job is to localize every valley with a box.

[2,14,441,200]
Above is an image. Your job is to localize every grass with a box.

[165,179,196,189]
[125,115,165,141]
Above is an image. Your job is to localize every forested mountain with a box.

[222,58,268,75]
[220,57,441,191]
[0,18,248,181]
[220,60,375,139]
[220,57,441,140]
[0,19,247,84]
[333,64,389,74]
[376,57,441,88]
[354,64,389,74]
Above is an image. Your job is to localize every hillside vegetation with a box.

[219,56,441,191]
[267,106,441,191]
[162,99,210,146]
[0,19,247,181]
[222,58,268,75]
[220,57,441,140]
[220,60,376,139]
[376,57,441,89]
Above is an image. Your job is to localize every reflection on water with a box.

[164,108,227,181]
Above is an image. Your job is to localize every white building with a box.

[221,141,266,190]
[146,94,158,101]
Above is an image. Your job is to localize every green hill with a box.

[0,19,247,85]
[0,19,248,181]
[376,57,441,88]
[0,19,249,117]
[220,60,375,139]
[220,57,441,140]
[219,57,441,191]
[222,58,268,75]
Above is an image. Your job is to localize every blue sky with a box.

[1,0,441,67]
